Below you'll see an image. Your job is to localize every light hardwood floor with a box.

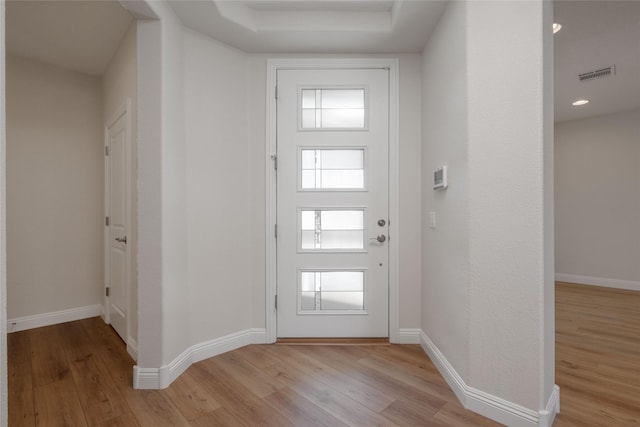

[553,282,640,426]
[8,282,640,426]
[8,317,499,426]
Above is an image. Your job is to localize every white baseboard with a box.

[134,328,267,390]
[555,273,640,292]
[420,331,559,427]
[127,337,138,362]
[7,304,103,333]
[538,384,560,427]
[396,328,422,344]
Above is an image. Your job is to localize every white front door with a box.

[276,68,389,338]
[105,105,130,344]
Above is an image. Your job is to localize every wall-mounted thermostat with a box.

[433,166,448,190]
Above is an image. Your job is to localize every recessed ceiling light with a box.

[572,99,589,106]
[553,23,562,34]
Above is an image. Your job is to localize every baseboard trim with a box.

[127,337,138,362]
[396,328,422,344]
[538,384,560,427]
[133,328,267,390]
[556,273,640,292]
[420,331,559,427]
[7,304,103,333]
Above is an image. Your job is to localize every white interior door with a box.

[276,68,389,338]
[105,107,129,344]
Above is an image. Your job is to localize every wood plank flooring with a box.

[8,317,499,426]
[8,281,640,426]
[553,282,640,427]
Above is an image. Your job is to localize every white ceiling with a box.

[242,1,396,12]
[168,0,447,53]
[554,0,640,122]
[6,0,133,76]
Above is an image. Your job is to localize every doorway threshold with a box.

[276,338,390,346]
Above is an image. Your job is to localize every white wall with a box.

[397,54,423,329]
[102,20,138,342]
[6,55,103,319]
[135,0,187,369]
[555,109,640,287]
[466,0,553,411]
[134,1,253,372]
[157,4,191,367]
[183,29,253,343]
[421,0,470,379]
[421,1,556,424]
[247,55,268,329]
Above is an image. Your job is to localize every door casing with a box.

[265,58,400,343]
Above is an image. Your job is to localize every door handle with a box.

[370,235,386,243]
[115,236,127,244]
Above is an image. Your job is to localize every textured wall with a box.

[421,0,470,379]
[421,0,555,417]
[466,0,551,410]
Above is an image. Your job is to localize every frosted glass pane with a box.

[320,230,363,249]
[300,209,364,250]
[300,88,366,129]
[301,170,316,188]
[301,230,315,249]
[300,271,364,312]
[301,150,316,169]
[321,90,364,109]
[302,90,316,108]
[321,109,365,128]
[300,149,365,190]
[302,109,316,128]
[301,211,315,230]
[320,150,363,170]
[321,292,364,310]
[301,273,316,292]
[320,271,363,291]
[320,210,363,230]
[320,170,364,189]
[301,292,317,310]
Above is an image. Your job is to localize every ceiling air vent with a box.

[579,65,615,82]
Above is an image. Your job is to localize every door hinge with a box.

[105,216,110,226]
[274,224,278,239]
[105,146,110,156]
[105,287,110,297]
[271,154,278,170]
[275,85,278,100]
[275,295,278,310]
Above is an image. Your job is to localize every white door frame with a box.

[265,58,400,343]
[104,98,134,357]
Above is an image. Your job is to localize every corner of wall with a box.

[133,328,267,389]
[421,330,556,427]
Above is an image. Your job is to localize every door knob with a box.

[115,236,127,244]
[370,235,386,243]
